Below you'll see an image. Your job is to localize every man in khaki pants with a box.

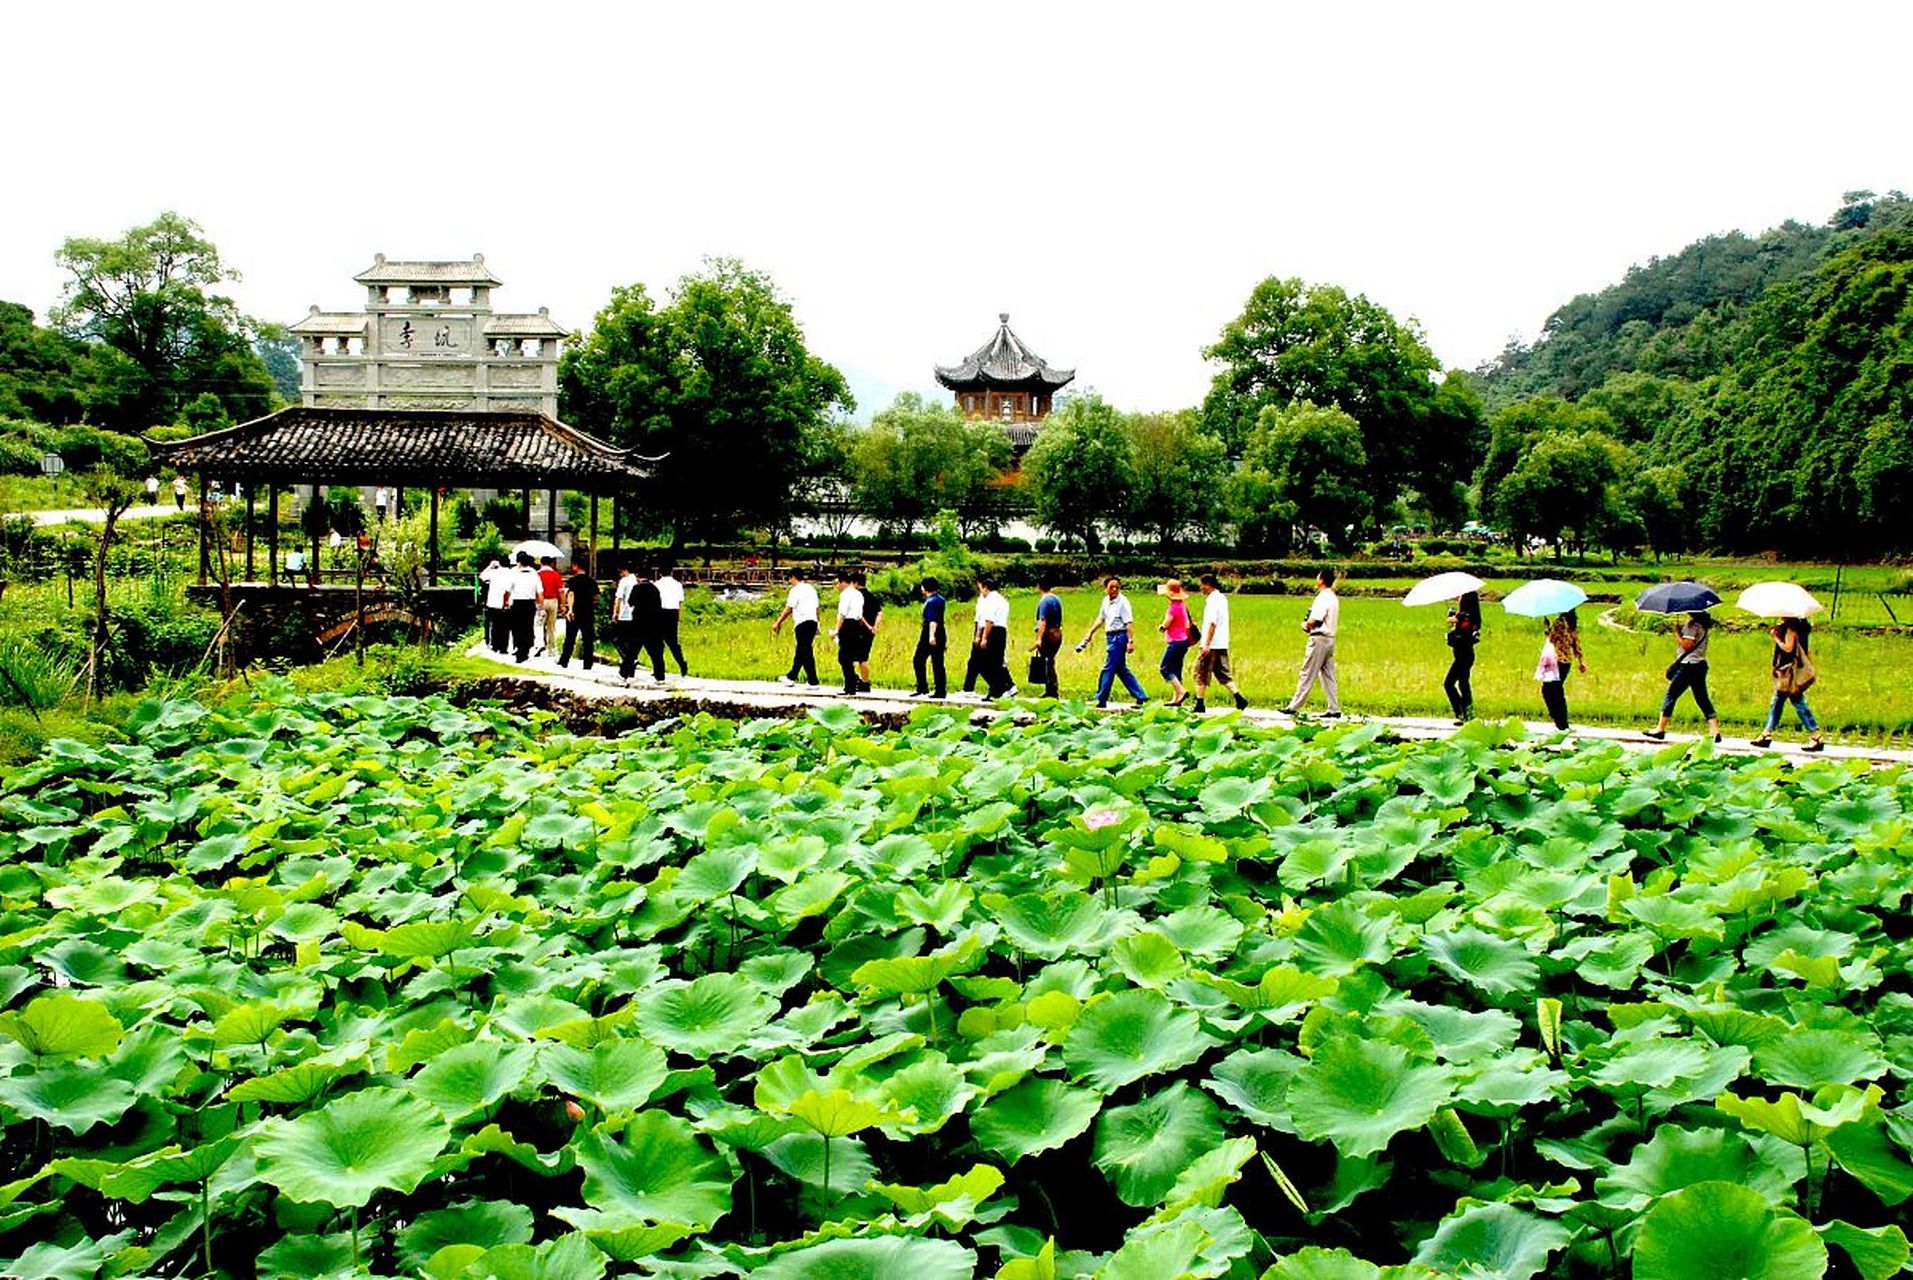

[1283,567,1341,718]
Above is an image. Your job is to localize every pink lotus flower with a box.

[1082,807,1125,831]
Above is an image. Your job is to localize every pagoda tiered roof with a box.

[935,314,1075,393]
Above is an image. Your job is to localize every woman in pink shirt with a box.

[1157,580,1193,706]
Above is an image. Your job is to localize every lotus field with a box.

[3,693,1912,1279]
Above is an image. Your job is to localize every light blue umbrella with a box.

[1501,579,1588,618]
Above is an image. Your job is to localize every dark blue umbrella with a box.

[1634,581,1722,614]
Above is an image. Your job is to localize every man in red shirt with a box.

[536,557,564,658]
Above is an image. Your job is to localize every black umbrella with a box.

[1634,581,1722,614]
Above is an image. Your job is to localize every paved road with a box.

[9,504,184,527]
[467,644,1909,765]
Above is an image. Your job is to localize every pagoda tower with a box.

[935,314,1075,448]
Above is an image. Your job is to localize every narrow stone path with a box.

[8,504,182,526]
[466,644,1912,765]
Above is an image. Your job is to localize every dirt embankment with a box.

[445,676,917,736]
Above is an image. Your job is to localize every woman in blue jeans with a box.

[1644,611,1722,743]
[1752,617,1824,751]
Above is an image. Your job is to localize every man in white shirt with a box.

[1074,576,1148,708]
[480,558,510,653]
[502,553,544,663]
[612,562,640,683]
[964,577,1015,699]
[654,566,689,676]
[832,572,868,695]
[1193,573,1250,714]
[771,568,821,686]
[1282,567,1342,717]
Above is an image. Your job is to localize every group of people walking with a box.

[1437,598,1826,750]
[767,568,1255,711]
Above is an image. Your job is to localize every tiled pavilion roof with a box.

[935,314,1076,393]
[150,407,654,492]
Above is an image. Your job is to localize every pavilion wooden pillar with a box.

[197,475,209,586]
[267,484,279,584]
[244,484,256,581]
[587,493,599,576]
[428,488,440,586]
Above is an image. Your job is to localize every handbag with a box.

[1027,653,1046,685]
[1775,648,1818,695]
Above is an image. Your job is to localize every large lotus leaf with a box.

[395,1199,535,1273]
[1752,1029,1890,1090]
[1294,900,1395,976]
[1411,1202,1570,1280]
[636,974,775,1058]
[1261,1247,1426,1279]
[1166,1135,1257,1209]
[255,1231,355,1280]
[1062,989,1216,1093]
[1423,927,1539,1000]
[1100,1218,1210,1280]
[577,1223,696,1265]
[254,1086,451,1208]
[1288,1035,1455,1159]
[983,891,1113,960]
[1817,1220,1910,1280]
[879,1056,975,1135]
[414,1041,540,1120]
[228,1062,346,1106]
[1632,1180,1827,1280]
[850,941,980,998]
[1204,1046,1306,1130]
[346,917,481,959]
[1109,931,1187,989]
[1717,1085,1873,1146]
[1597,1124,1797,1210]
[451,1233,608,1280]
[753,1235,976,1280]
[673,846,756,904]
[761,1132,875,1195]
[1201,964,1338,1017]
[0,1061,137,1133]
[1155,903,1246,959]
[557,1112,731,1231]
[88,1136,243,1203]
[0,993,123,1058]
[1455,1051,1570,1116]
[1092,1081,1224,1207]
[869,1163,1005,1228]
[541,1041,668,1116]
[970,1078,1102,1162]
[782,1088,908,1138]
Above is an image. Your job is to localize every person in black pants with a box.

[559,556,597,670]
[771,567,820,686]
[1443,591,1481,723]
[612,563,639,682]
[505,553,541,663]
[913,577,947,697]
[632,569,665,683]
[655,566,689,675]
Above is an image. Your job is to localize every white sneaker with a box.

[777,675,795,686]
[1006,686,1020,698]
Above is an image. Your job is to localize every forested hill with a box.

[1469,191,1913,556]
[1475,193,1903,409]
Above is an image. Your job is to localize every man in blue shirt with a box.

[1074,576,1148,708]
[912,577,947,698]
[1033,577,1064,698]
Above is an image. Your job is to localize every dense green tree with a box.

[1122,409,1229,549]
[1239,401,1371,550]
[1579,370,1691,444]
[1474,396,1614,520]
[0,300,138,425]
[850,393,1009,541]
[1492,430,1631,556]
[1022,395,1136,552]
[1201,277,1479,512]
[254,325,303,404]
[52,212,275,429]
[558,260,852,549]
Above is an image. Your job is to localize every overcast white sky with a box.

[5,2,1909,417]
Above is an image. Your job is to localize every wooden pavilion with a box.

[150,406,655,588]
[935,314,1076,452]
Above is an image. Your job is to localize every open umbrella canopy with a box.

[1634,581,1722,614]
[1403,571,1486,607]
[1501,579,1588,618]
[512,539,564,564]
[1736,582,1823,618]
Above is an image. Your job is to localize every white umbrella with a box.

[513,539,563,564]
[1402,571,1486,607]
[1735,582,1823,618]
